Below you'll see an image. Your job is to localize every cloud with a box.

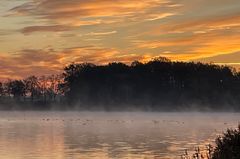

[9,0,177,27]
[145,13,177,21]
[195,51,240,64]
[194,51,240,70]
[59,46,150,64]
[135,25,240,61]
[0,47,151,80]
[1,0,240,77]
[159,14,240,34]
[86,31,117,36]
[21,25,71,35]
[0,49,62,79]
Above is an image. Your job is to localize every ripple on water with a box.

[0,111,239,159]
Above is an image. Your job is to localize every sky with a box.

[0,0,240,79]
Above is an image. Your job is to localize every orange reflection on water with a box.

[0,112,239,159]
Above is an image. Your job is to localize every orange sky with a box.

[0,0,240,79]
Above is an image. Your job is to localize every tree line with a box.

[0,57,240,110]
[0,75,63,109]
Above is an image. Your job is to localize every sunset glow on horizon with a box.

[1,0,240,79]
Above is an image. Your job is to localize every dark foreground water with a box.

[0,111,239,159]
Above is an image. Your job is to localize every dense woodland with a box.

[0,57,240,111]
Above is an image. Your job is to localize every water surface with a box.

[0,111,239,159]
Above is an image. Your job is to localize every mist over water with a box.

[0,111,239,159]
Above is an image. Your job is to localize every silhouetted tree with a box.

[8,80,26,100]
[24,76,40,102]
[0,82,3,98]
[61,57,240,110]
[39,75,48,103]
[48,74,62,102]
[4,80,12,97]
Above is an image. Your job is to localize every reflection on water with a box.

[0,111,239,159]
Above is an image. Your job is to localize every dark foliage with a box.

[212,125,240,159]
[0,75,63,110]
[62,58,240,110]
[8,80,26,99]
[181,125,240,159]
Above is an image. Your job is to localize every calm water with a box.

[0,111,239,159]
